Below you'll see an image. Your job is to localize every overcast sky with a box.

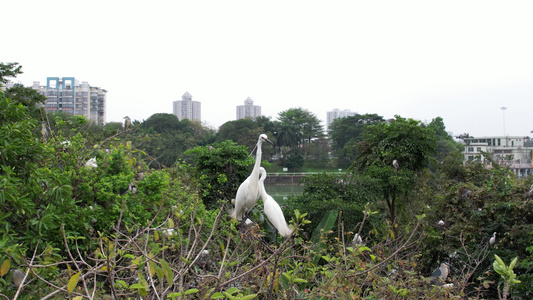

[4,1,533,137]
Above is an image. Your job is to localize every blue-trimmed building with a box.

[35,77,107,125]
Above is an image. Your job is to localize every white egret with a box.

[162,228,175,237]
[430,262,449,283]
[258,167,292,237]
[352,233,363,245]
[437,220,445,226]
[230,134,273,221]
[392,159,399,171]
[85,157,97,168]
[489,232,497,245]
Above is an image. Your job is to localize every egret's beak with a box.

[264,137,274,146]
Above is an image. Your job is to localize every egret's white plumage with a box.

[231,134,273,221]
[489,232,497,245]
[352,233,363,245]
[258,167,292,237]
[392,159,399,171]
[85,157,97,168]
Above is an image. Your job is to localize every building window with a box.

[468,147,474,152]
[477,147,481,152]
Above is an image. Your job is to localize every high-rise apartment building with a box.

[326,109,357,129]
[173,91,201,121]
[236,97,261,120]
[30,77,107,125]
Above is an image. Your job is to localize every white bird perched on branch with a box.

[392,159,399,171]
[352,233,363,245]
[85,157,97,168]
[489,232,497,245]
[230,134,273,221]
[258,167,292,237]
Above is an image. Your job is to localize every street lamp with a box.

[500,107,507,137]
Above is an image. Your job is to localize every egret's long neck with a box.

[252,140,262,177]
[259,171,267,197]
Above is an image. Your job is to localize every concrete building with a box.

[11,78,107,125]
[326,109,357,129]
[236,97,261,120]
[462,136,532,178]
[173,91,201,122]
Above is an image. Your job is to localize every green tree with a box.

[133,114,215,167]
[142,113,181,133]
[329,114,385,168]
[216,119,264,150]
[350,116,437,234]
[0,62,22,85]
[287,172,381,238]
[277,108,324,148]
[184,140,253,208]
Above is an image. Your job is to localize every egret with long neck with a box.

[231,134,273,221]
[258,167,292,237]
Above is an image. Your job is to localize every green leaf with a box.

[225,287,240,295]
[211,292,225,299]
[167,292,182,299]
[509,257,518,270]
[67,271,81,293]
[184,288,199,295]
[160,259,173,287]
[311,209,338,244]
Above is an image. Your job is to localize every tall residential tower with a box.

[173,91,201,122]
[326,109,357,129]
[236,97,261,120]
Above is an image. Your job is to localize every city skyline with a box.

[3,1,532,137]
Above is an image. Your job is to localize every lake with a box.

[264,183,304,205]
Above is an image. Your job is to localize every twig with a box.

[347,216,423,277]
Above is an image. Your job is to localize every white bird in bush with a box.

[489,232,497,245]
[258,167,292,237]
[162,228,175,237]
[230,134,273,221]
[85,157,97,168]
[392,159,399,171]
[352,233,363,245]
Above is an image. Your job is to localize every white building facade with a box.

[462,136,532,177]
[326,109,357,129]
[236,97,261,120]
[30,77,107,125]
[173,91,201,122]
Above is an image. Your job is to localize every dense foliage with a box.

[1,63,532,299]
